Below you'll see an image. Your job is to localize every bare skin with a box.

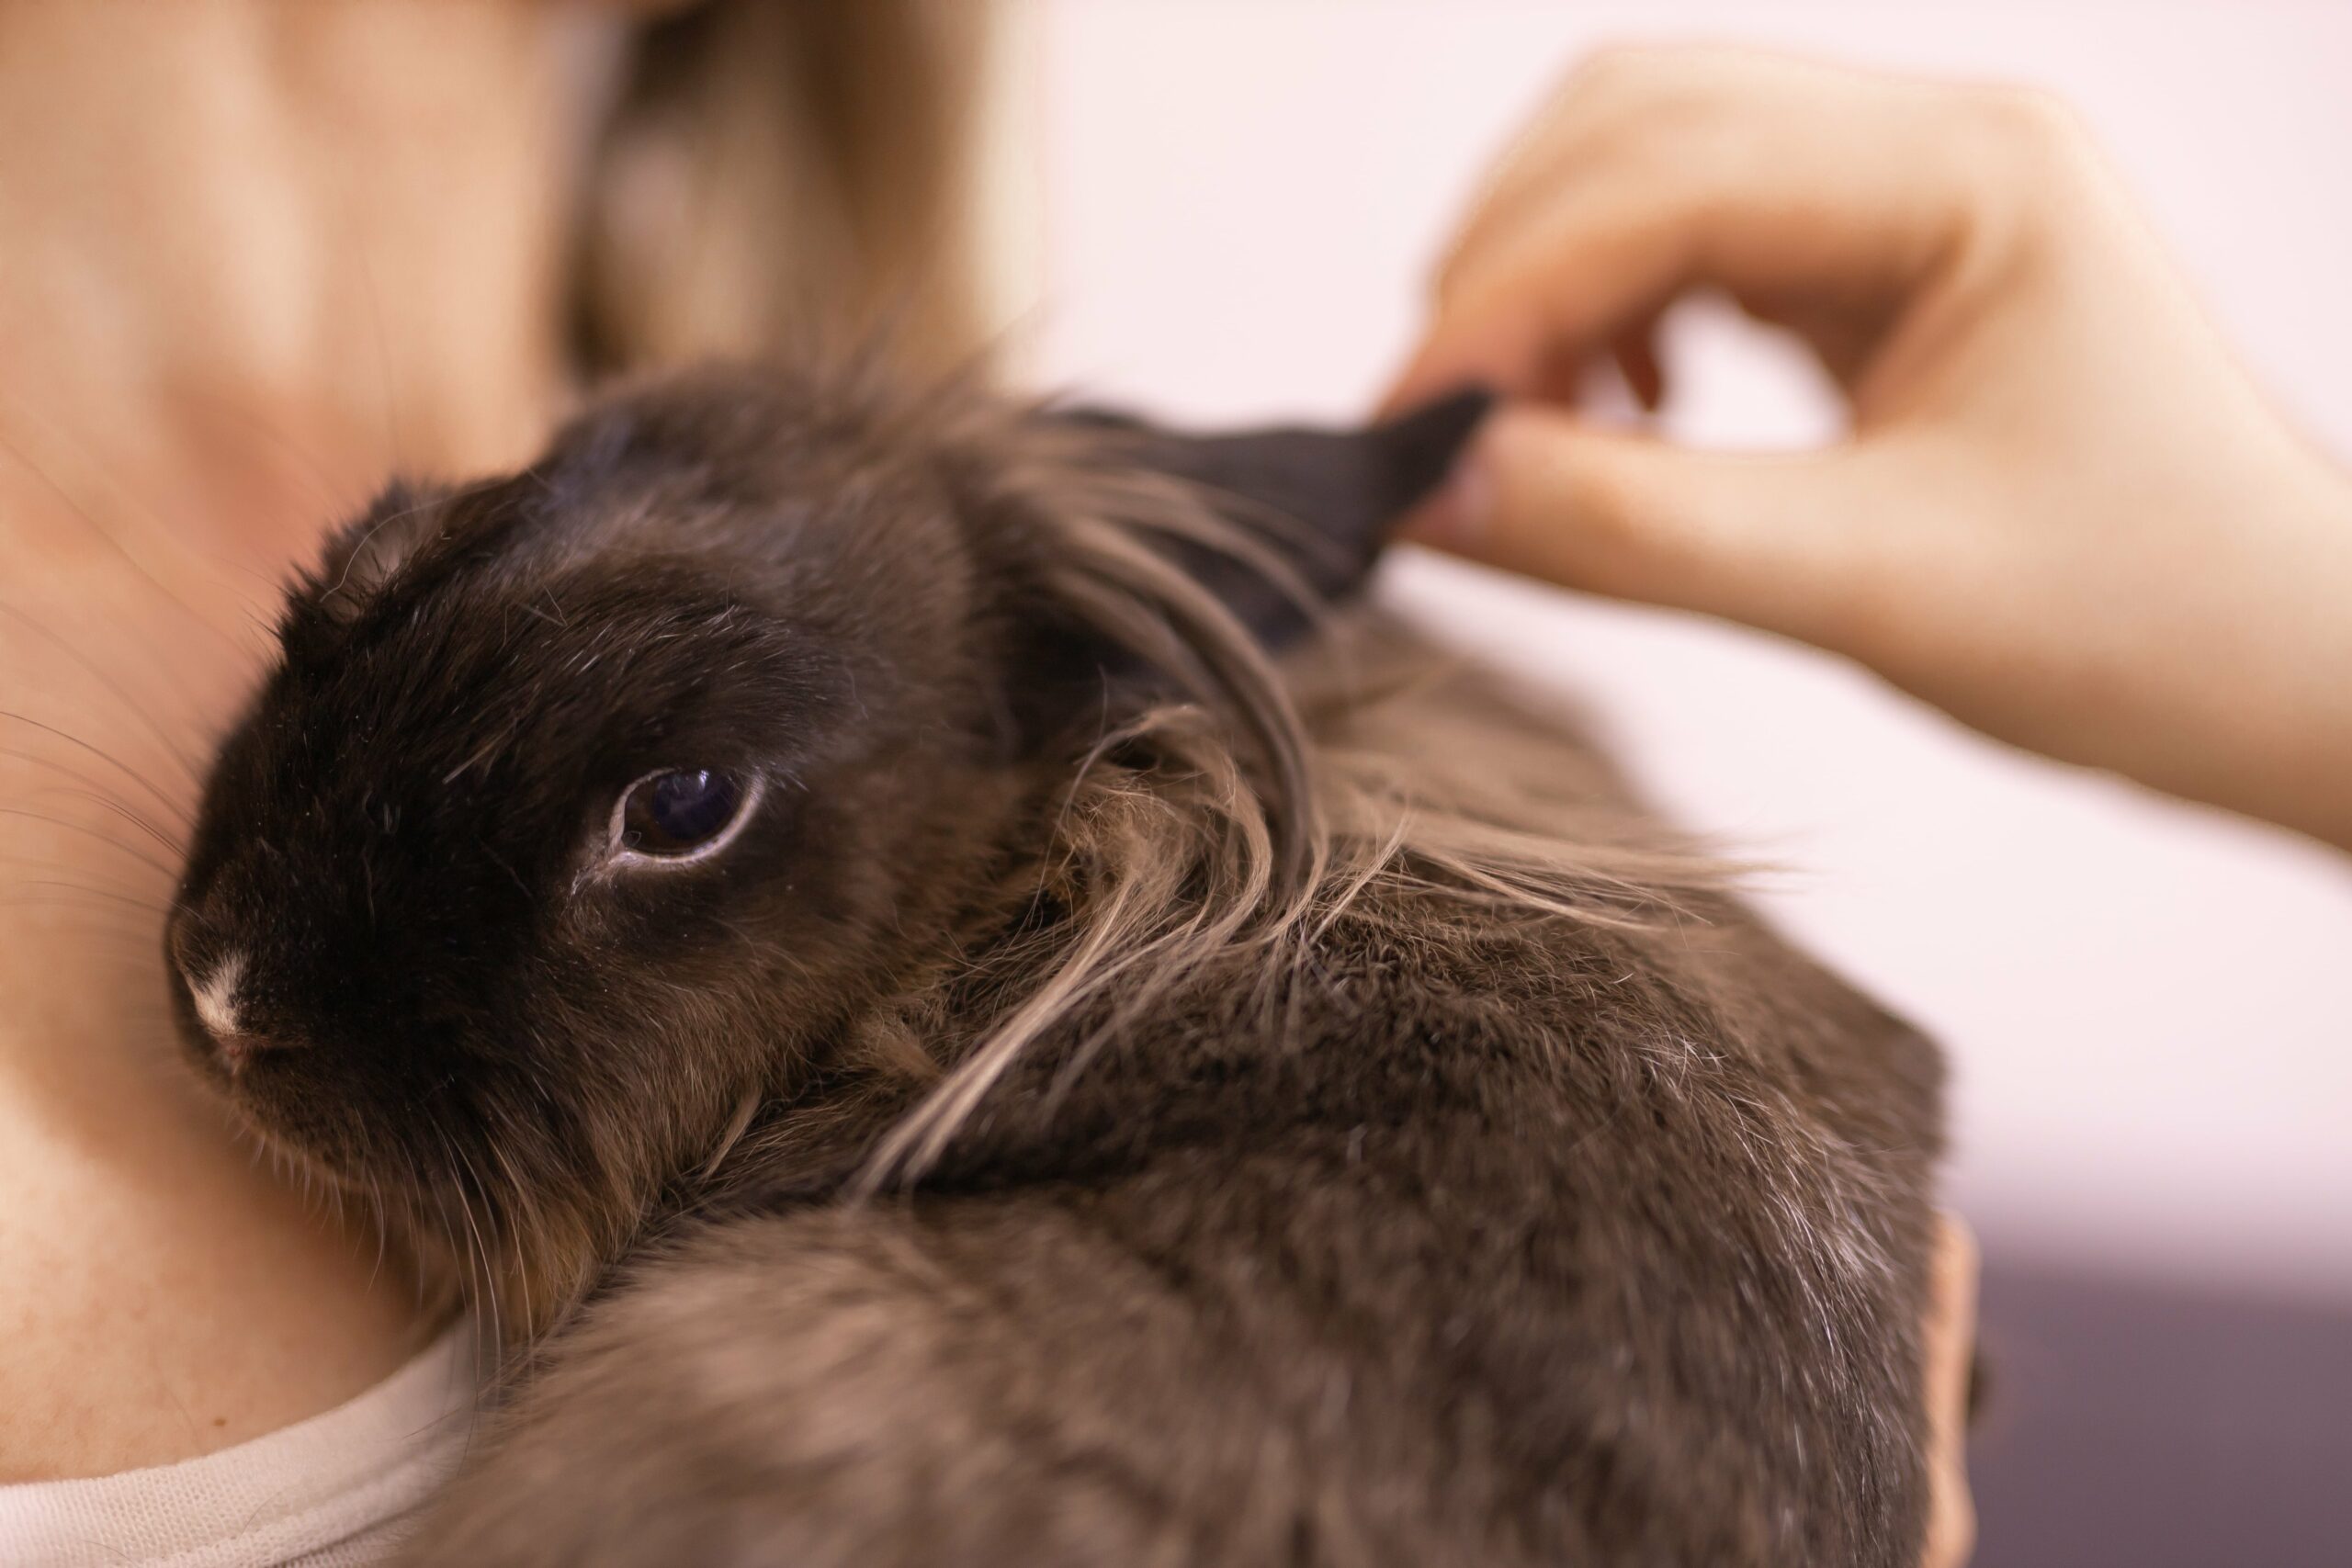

[0,2,581,1480]
[1391,46,2352,854]
[1922,1216,1979,1568]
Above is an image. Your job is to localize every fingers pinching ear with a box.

[1397,404,1883,653]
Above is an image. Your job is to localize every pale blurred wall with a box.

[1002,0,2352,1300]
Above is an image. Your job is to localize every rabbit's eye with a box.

[612,769,760,863]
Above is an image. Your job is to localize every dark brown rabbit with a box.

[166,363,1944,1567]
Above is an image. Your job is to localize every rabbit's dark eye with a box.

[613,769,759,863]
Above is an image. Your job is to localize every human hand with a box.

[1391,48,2352,851]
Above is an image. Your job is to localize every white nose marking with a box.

[189,951,247,1040]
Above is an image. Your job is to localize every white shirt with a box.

[0,1329,476,1567]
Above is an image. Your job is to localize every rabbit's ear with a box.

[1054,388,1491,649]
[300,479,453,624]
[984,389,1492,773]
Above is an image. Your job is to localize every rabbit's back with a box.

[401,626,1943,1568]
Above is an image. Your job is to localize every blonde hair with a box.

[576,0,997,379]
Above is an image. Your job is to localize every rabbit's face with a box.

[167,373,1045,1310]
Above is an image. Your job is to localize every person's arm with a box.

[1389,47,2352,852]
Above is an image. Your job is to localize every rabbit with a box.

[165,362,1944,1567]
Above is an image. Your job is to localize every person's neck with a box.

[0,0,598,1036]
[0,6,605,1474]
[0,2,591,555]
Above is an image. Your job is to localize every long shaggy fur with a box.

[164,363,1945,1567]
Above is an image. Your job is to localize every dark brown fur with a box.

[166,365,1943,1566]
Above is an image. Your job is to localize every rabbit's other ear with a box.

[1055,388,1491,649]
[986,389,1492,777]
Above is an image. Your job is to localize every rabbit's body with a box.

[166,367,1942,1567]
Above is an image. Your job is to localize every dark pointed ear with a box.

[302,478,450,624]
[1057,388,1491,649]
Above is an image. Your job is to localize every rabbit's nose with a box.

[169,917,288,1073]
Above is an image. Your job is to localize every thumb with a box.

[1399,406,1891,654]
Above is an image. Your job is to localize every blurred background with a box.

[991,3,2352,1564]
